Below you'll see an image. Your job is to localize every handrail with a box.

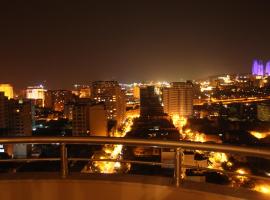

[1,136,270,158]
[1,136,270,187]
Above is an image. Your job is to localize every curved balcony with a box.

[0,136,270,200]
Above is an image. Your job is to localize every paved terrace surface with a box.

[0,173,268,200]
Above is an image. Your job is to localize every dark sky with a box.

[1,1,270,89]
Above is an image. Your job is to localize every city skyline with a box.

[1,1,270,198]
[1,1,270,89]
[1,60,270,92]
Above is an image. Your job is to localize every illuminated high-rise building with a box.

[72,102,91,136]
[91,81,126,125]
[8,99,32,136]
[63,103,74,120]
[0,96,32,136]
[26,85,46,107]
[72,102,107,136]
[252,59,264,76]
[45,90,74,111]
[0,94,32,157]
[163,82,193,118]
[265,61,270,76]
[9,99,32,158]
[0,92,9,131]
[89,104,108,136]
[0,93,10,155]
[133,85,140,99]
[140,86,164,117]
[0,84,14,99]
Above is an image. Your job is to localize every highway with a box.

[194,96,270,105]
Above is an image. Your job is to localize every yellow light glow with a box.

[208,152,228,169]
[0,84,14,99]
[172,114,180,126]
[26,86,46,107]
[114,162,121,169]
[194,133,206,142]
[200,86,213,92]
[254,184,270,194]
[249,131,270,139]
[236,168,247,175]
[181,128,206,143]
[226,161,233,167]
[172,115,187,134]
[235,168,249,183]
[86,115,138,174]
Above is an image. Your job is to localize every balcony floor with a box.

[0,173,268,200]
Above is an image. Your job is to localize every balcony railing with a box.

[0,136,270,188]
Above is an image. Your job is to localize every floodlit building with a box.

[0,84,14,99]
[89,104,108,136]
[265,61,270,76]
[252,59,264,76]
[72,102,107,136]
[26,85,46,107]
[163,82,193,118]
[133,85,140,99]
[251,59,270,76]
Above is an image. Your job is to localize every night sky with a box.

[1,1,270,89]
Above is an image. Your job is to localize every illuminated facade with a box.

[252,59,264,76]
[72,102,91,136]
[0,84,14,99]
[8,99,32,136]
[0,92,9,130]
[133,85,140,99]
[0,94,32,157]
[140,86,164,117]
[265,61,270,76]
[72,102,107,136]
[251,60,270,76]
[0,95,32,136]
[63,103,74,120]
[89,104,108,136]
[91,81,126,125]
[163,82,193,117]
[26,85,46,107]
[0,93,10,155]
[45,90,74,111]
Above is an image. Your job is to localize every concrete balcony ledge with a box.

[0,173,268,200]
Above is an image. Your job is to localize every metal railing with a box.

[1,136,270,187]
